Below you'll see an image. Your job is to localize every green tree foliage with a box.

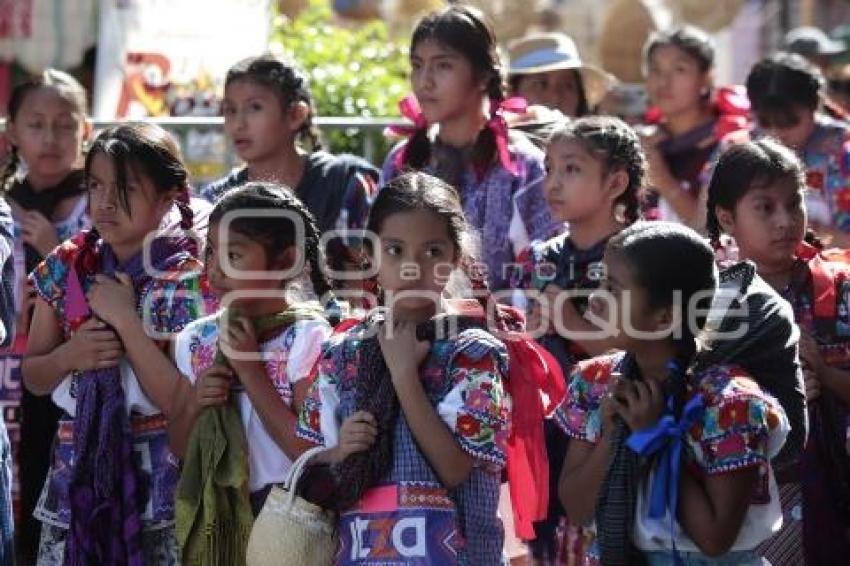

[272,0,409,164]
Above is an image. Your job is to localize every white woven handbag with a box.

[246,446,338,566]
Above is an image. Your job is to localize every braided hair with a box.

[405,4,506,175]
[78,124,196,276]
[1,69,87,194]
[548,116,646,224]
[705,138,806,246]
[207,182,334,304]
[225,55,322,151]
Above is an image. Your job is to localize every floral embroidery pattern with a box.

[29,233,206,337]
[556,352,785,476]
[801,118,850,232]
[297,320,511,465]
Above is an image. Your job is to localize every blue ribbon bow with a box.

[627,393,706,521]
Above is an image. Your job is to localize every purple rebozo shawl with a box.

[63,230,198,566]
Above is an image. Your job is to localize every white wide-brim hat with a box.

[508,32,617,109]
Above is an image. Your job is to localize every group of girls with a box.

[0,2,848,566]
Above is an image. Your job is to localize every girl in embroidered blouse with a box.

[297,172,522,564]
[167,183,336,564]
[168,183,335,500]
[21,123,206,565]
[706,138,850,563]
[0,71,93,562]
[381,4,553,291]
[511,115,646,563]
[558,222,788,565]
[746,52,850,249]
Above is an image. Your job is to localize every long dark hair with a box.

[78,123,196,273]
[1,69,87,193]
[207,182,334,302]
[548,116,646,224]
[705,138,806,245]
[334,172,494,509]
[404,4,505,174]
[225,54,322,151]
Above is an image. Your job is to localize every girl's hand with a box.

[219,316,263,379]
[195,363,233,407]
[612,379,665,432]
[332,411,378,462]
[86,273,136,329]
[803,365,821,401]
[378,320,430,385]
[600,373,625,438]
[799,332,826,378]
[20,211,59,256]
[65,318,124,372]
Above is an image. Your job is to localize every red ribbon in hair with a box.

[385,94,528,176]
[385,94,430,170]
[486,97,527,176]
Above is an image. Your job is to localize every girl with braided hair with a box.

[297,171,565,564]
[382,4,555,291]
[22,123,208,565]
[201,54,378,282]
[510,115,645,563]
[0,70,93,562]
[707,138,850,563]
[558,221,791,565]
[167,182,336,564]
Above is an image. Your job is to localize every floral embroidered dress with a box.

[27,231,207,563]
[557,352,788,561]
[173,312,331,495]
[797,115,850,233]
[381,133,554,290]
[297,317,511,565]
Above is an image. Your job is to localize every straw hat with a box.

[599,0,659,83]
[508,32,616,108]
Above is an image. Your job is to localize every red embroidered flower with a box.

[309,410,320,431]
[719,400,750,428]
[457,414,481,437]
[807,170,825,191]
[837,188,850,212]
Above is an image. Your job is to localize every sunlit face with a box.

[205,221,290,308]
[373,209,458,318]
[514,69,582,116]
[645,45,710,118]
[587,250,669,350]
[544,138,611,223]
[87,152,175,260]
[6,87,86,186]
[718,179,806,273]
[222,79,294,165]
[410,39,486,126]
